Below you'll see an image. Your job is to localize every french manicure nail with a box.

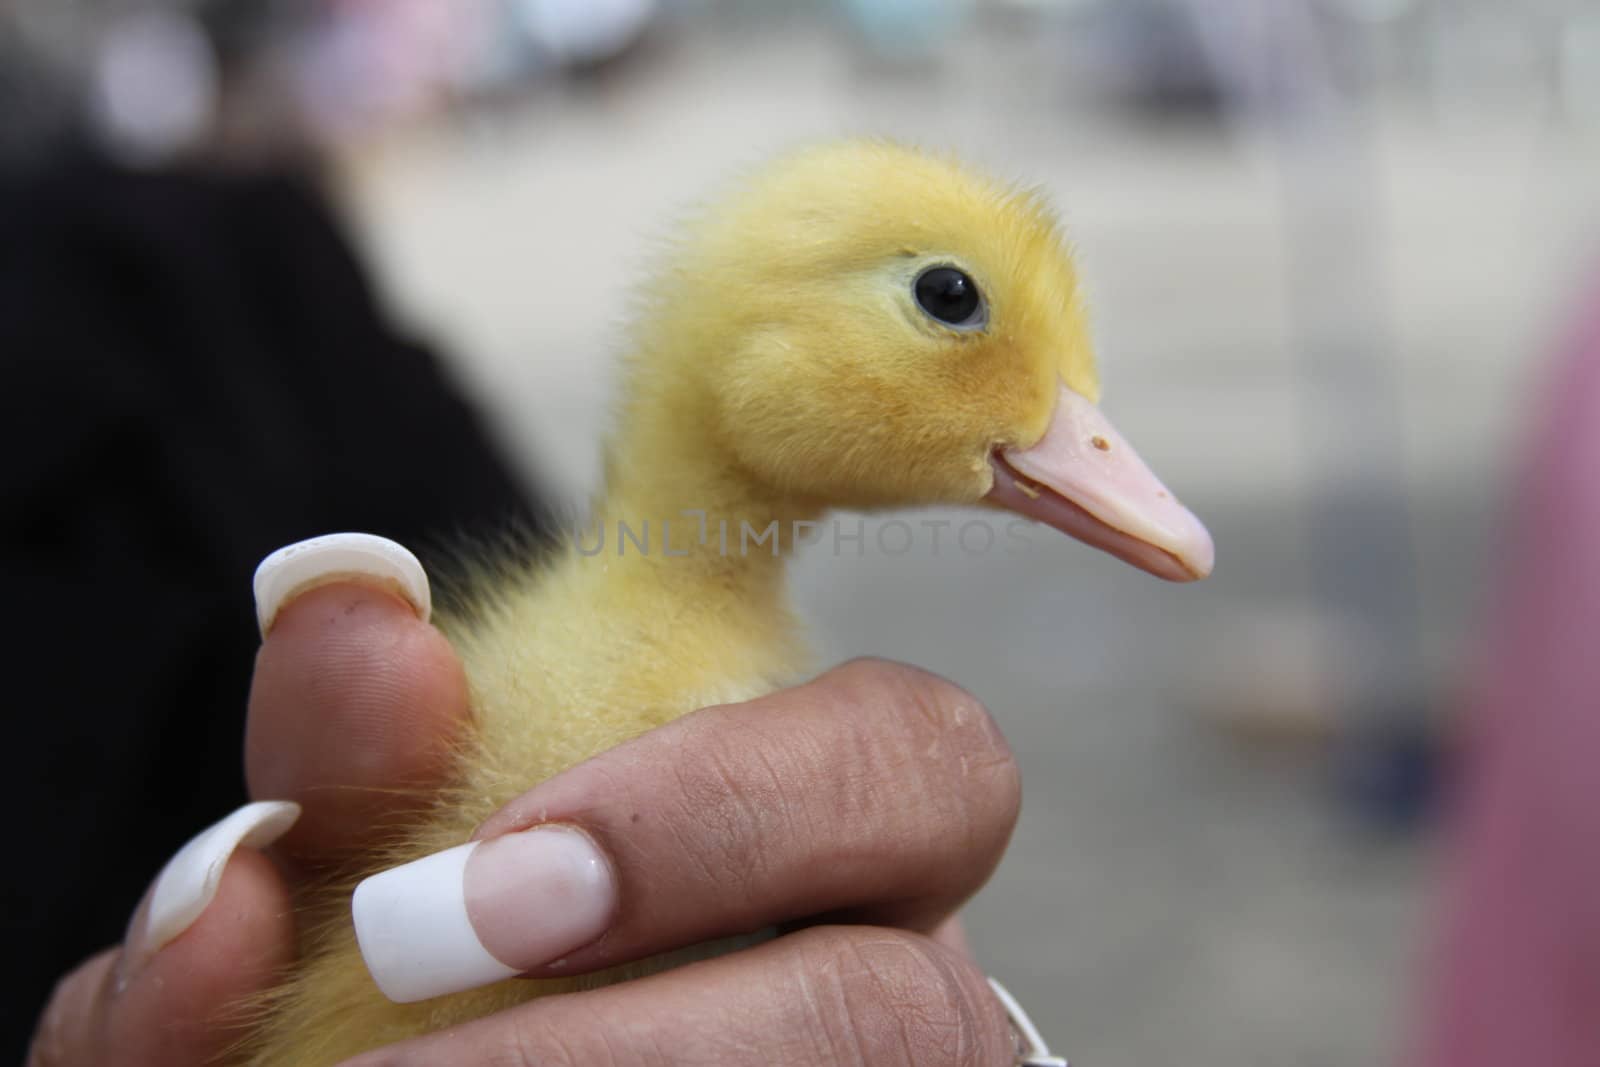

[352,827,617,1003]
[121,800,301,985]
[253,533,431,637]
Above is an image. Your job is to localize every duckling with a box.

[242,139,1213,1066]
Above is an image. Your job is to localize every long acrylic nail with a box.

[352,826,617,1003]
[120,800,301,986]
[253,533,431,637]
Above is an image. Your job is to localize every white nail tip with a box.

[352,842,520,1004]
[253,533,431,636]
[145,800,301,955]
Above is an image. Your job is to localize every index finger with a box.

[244,535,469,866]
[351,660,1021,1003]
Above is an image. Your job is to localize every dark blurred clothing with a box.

[0,156,543,1059]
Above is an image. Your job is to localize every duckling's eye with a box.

[913,267,986,329]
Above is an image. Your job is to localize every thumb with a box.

[30,803,299,1066]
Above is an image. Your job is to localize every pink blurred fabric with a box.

[1418,285,1600,1067]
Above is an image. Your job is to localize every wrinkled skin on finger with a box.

[339,926,1017,1067]
[471,658,1022,979]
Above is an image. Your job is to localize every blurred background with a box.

[6,0,1599,1063]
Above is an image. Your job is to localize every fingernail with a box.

[253,533,431,637]
[352,827,616,1003]
[120,800,301,987]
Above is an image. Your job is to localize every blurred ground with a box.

[330,13,1599,1064]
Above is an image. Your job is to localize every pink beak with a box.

[986,384,1214,582]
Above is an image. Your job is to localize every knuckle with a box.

[643,660,1023,919]
[660,714,799,907]
[835,660,1021,848]
[847,661,1012,769]
[796,927,1013,1067]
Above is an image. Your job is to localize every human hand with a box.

[30,534,1047,1066]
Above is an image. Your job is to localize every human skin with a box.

[29,578,1026,1066]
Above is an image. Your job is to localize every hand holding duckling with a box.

[40,141,1209,1066]
[32,568,1035,1067]
[261,142,1205,1064]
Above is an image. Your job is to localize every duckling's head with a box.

[630,140,1212,581]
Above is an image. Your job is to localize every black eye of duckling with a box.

[913,266,985,329]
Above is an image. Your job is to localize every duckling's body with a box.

[242,141,1212,1066]
[244,540,804,1065]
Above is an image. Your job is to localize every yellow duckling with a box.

[242,139,1213,1066]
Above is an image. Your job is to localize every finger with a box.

[31,814,297,1066]
[353,659,1020,1001]
[337,925,1016,1067]
[245,534,469,865]
[931,914,973,957]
